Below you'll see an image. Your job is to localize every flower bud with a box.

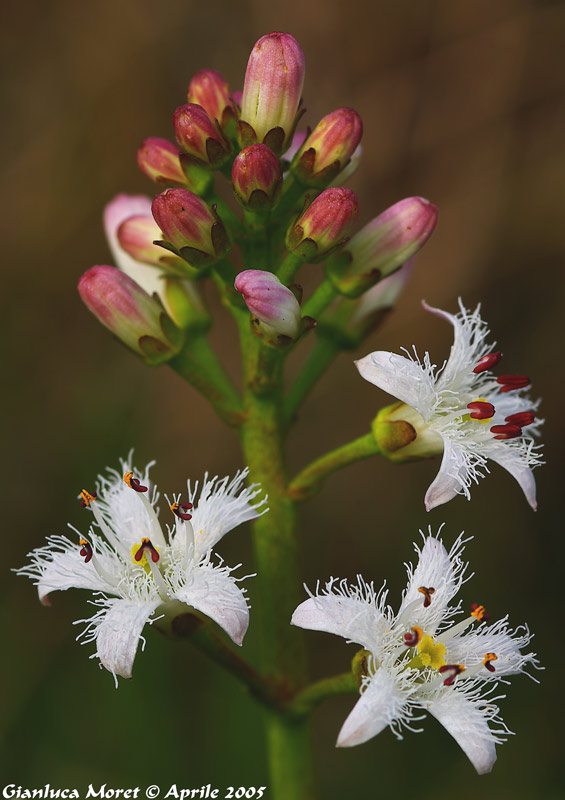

[187,69,236,130]
[117,214,171,267]
[239,32,305,154]
[231,144,282,210]
[78,266,183,365]
[292,108,363,187]
[173,103,231,168]
[329,144,362,187]
[369,401,443,462]
[350,260,414,327]
[286,188,359,262]
[151,188,230,267]
[326,197,438,298]
[235,269,301,339]
[136,137,188,187]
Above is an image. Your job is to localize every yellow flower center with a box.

[416,634,447,669]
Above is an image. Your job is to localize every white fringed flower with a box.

[292,530,539,775]
[355,300,543,510]
[19,456,267,683]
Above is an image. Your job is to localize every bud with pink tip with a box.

[326,197,438,297]
[137,137,188,187]
[151,188,230,267]
[286,188,359,262]
[239,32,305,155]
[188,69,236,132]
[231,144,282,210]
[173,103,232,168]
[235,269,302,340]
[78,266,183,364]
[292,108,363,187]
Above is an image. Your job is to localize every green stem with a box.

[301,278,339,320]
[284,337,339,424]
[210,193,245,238]
[288,432,381,501]
[277,252,303,284]
[287,672,357,718]
[239,329,316,800]
[169,335,244,427]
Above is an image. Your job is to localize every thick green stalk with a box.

[288,672,357,718]
[284,337,339,424]
[301,278,339,320]
[239,328,316,800]
[289,432,381,500]
[277,252,303,284]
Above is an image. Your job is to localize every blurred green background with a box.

[2,0,564,797]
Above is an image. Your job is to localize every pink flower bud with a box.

[292,108,363,187]
[117,214,168,267]
[235,269,301,339]
[78,266,182,364]
[239,32,305,154]
[351,260,414,326]
[231,144,282,210]
[136,137,188,187]
[188,69,235,129]
[173,103,231,167]
[151,188,230,266]
[287,188,359,262]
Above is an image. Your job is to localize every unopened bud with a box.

[78,266,182,365]
[292,108,363,187]
[239,32,305,154]
[286,188,359,262]
[326,197,438,298]
[137,137,188,187]
[350,261,414,327]
[329,144,362,187]
[173,103,232,168]
[188,69,236,131]
[231,144,282,210]
[235,269,301,339]
[151,188,230,267]
[360,398,443,462]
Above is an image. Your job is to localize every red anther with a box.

[438,664,465,686]
[418,586,435,608]
[404,626,423,647]
[473,351,502,374]
[79,538,93,563]
[490,423,522,440]
[170,501,193,521]
[497,374,530,392]
[483,653,498,673]
[505,411,535,427]
[79,490,97,508]
[470,603,491,622]
[124,471,148,493]
[467,401,495,420]
[134,538,159,563]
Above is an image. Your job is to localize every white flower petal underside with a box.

[426,689,498,775]
[175,562,250,646]
[336,670,410,747]
[291,590,384,652]
[486,446,537,511]
[88,597,161,680]
[424,439,474,511]
[355,351,434,416]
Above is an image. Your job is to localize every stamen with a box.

[404,626,423,647]
[79,489,97,508]
[483,652,498,673]
[467,400,495,421]
[505,411,535,427]
[134,537,159,563]
[170,501,193,521]
[497,374,530,392]
[79,538,93,563]
[473,351,502,374]
[123,471,148,493]
[470,602,491,622]
[438,664,465,686]
[418,586,435,608]
[491,423,522,440]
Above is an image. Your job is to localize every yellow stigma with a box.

[417,635,447,669]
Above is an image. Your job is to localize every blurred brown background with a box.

[2,0,564,797]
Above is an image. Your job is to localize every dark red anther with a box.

[483,653,497,673]
[79,490,97,508]
[505,411,535,427]
[170,501,193,521]
[79,538,93,563]
[473,351,502,374]
[467,401,495,420]
[418,586,435,608]
[497,374,530,392]
[124,471,148,493]
[470,602,491,622]
[134,538,159,563]
[438,664,465,686]
[404,626,423,647]
[490,423,522,440]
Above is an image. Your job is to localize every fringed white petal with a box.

[425,689,499,774]
[424,439,482,511]
[355,351,436,417]
[174,561,250,646]
[336,670,411,747]
[189,469,267,560]
[447,618,539,679]
[486,445,538,511]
